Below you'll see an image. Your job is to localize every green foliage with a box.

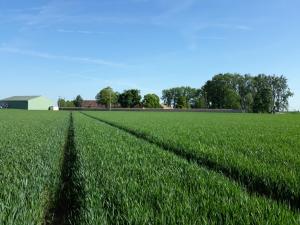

[176,96,188,109]
[162,87,198,108]
[91,74,292,112]
[237,74,254,112]
[269,75,294,112]
[142,94,161,108]
[58,96,83,108]
[73,112,300,224]
[203,73,241,109]
[244,93,254,112]
[201,73,292,112]
[118,89,141,108]
[162,87,199,108]
[253,75,273,113]
[0,110,69,225]
[193,96,207,108]
[74,95,84,107]
[95,87,118,108]
[58,98,75,107]
[57,98,65,107]
[66,101,76,107]
[224,88,241,109]
[86,111,300,211]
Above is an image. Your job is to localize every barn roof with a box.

[0,96,41,101]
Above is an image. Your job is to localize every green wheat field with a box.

[1,110,300,224]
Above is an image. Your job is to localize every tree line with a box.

[162,74,293,113]
[58,73,293,113]
[58,88,161,109]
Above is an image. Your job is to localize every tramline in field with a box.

[0,110,299,224]
[0,110,69,225]
[72,112,300,224]
[84,111,300,210]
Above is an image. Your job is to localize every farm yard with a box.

[0,110,300,224]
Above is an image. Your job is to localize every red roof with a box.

[81,100,103,108]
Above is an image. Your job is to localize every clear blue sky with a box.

[0,0,299,110]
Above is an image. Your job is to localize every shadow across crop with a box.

[45,113,84,225]
[81,112,299,213]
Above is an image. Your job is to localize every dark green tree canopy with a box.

[203,74,241,110]
[118,89,141,108]
[73,95,83,107]
[142,94,161,108]
[96,87,118,108]
[201,73,293,112]
[252,75,273,113]
[58,74,292,113]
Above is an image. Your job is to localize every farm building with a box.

[0,96,53,110]
[81,100,102,108]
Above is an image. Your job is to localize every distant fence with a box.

[59,107,243,113]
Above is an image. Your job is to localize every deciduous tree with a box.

[96,87,118,108]
[142,94,161,108]
[73,95,83,107]
[118,89,141,108]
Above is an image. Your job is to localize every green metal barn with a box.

[0,96,53,110]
